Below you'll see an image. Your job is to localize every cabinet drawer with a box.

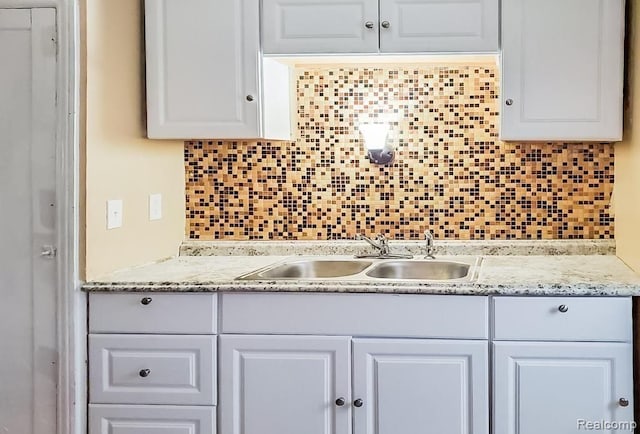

[89,404,215,434]
[89,293,217,334]
[493,297,632,342]
[221,293,488,339]
[89,334,216,405]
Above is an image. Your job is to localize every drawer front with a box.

[493,297,632,342]
[89,293,217,334]
[89,334,216,405]
[221,293,488,339]
[89,404,215,434]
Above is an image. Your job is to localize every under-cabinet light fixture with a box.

[359,123,394,165]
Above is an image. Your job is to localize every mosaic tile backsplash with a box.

[185,65,614,240]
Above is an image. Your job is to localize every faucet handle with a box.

[424,230,436,259]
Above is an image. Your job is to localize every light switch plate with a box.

[149,193,162,221]
[107,200,123,229]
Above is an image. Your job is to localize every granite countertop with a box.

[83,241,640,296]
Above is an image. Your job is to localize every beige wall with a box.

[617,0,640,273]
[83,0,185,280]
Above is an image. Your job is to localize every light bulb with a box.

[359,123,390,150]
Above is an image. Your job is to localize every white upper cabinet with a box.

[145,0,292,140]
[500,0,625,141]
[379,0,498,53]
[262,0,499,55]
[262,0,379,54]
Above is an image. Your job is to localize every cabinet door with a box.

[500,0,624,141]
[262,0,379,54]
[353,339,489,434]
[494,342,634,434]
[379,0,498,53]
[219,335,351,434]
[145,0,260,138]
[89,404,215,434]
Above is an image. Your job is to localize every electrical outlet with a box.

[149,193,162,221]
[107,200,123,229]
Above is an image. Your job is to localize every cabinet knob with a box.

[139,369,151,378]
[140,297,153,306]
[505,98,514,106]
[353,399,364,408]
[246,95,255,102]
[381,21,390,29]
[335,397,346,406]
[558,305,569,313]
[619,398,630,407]
[365,21,374,29]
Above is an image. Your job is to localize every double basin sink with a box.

[237,256,482,282]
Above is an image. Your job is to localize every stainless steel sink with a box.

[237,259,373,280]
[236,256,481,282]
[365,259,476,281]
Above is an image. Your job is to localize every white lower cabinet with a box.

[219,335,489,434]
[493,342,634,434]
[88,293,219,434]
[87,293,634,434]
[89,404,215,434]
[493,297,634,434]
[353,339,488,434]
[219,335,352,434]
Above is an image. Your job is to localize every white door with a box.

[145,0,261,138]
[493,342,634,434]
[500,0,624,141]
[0,8,58,434]
[219,335,352,434]
[352,339,489,434]
[262,0,379,54]
[379,0,498,53]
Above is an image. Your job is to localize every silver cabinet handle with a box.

[619,398,630,407]
[141,297,153,306]
[246,95,255,102]
[365,21,374,29]
[558,305,569,313]
[335,397,346,406]
[353,399,364,407]
[505,98,514,106]
[139,369,151,378]
[381,21,390,29]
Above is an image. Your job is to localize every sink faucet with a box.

[356,233,390,256]
[424,230,436,259]
[355,233,413,259]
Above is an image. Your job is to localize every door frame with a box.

[0,1,79,434]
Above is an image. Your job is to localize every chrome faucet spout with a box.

[354,233,412,259]
[355,233,390,256]
[355,233,382,250]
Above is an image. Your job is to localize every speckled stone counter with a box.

[83,253,640,296]
[180,239,616,257]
